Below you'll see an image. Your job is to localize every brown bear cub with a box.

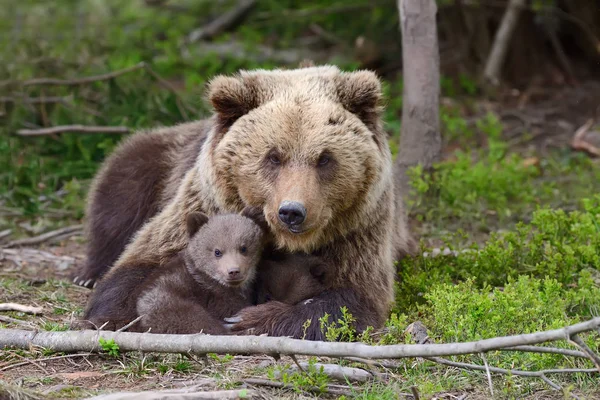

[135,209,263,334]
[136,209,328,334]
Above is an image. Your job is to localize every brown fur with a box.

[81,65,414,340]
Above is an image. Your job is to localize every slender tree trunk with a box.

[394,0,441,203]
[483,0,526,85]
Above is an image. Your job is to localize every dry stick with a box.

[482,0,527,85]
[187,0,256,43]
[116,315,144,333]
[16,126,128,137]
[0,303,43,314]
[0,229,12,242]
[0,315,34,328]
[243,378,352,397]
[423,356,596,395]
[569,335,600,372]
[3,224,83,247]
[503,345,588,359]
[87,388,257,400]
[279,362,375,383]
[2,318,600,359]
[19,62,147,86]
[481,353,494,397]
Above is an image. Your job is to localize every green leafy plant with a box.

[98,337,120,358]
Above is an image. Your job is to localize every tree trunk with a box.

[482,0,526,85]
[394,0,441,202]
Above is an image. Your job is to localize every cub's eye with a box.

[214,249,222,258]
[268,153,281,165]
[317,154,331,166]
[240,246,247,254]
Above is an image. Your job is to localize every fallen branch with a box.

[275,362,375,383]
[424,356,596,393]
[1,248,77,271]
[187,0,256,43]
[4,224,83,247]
[0,303,43,315]
[88,388,256,400]
[1,318,599,359]
[243,378,352,397]
[16,126,128,137]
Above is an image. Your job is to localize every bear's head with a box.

[184,208,266,288]
[206,66,391,252]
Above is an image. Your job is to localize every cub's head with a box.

[184,207,267,288]
[207,66,390,252]
[257,253,330,305]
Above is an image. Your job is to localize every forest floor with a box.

[1,80,600,399]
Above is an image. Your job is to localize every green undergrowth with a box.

[409,113,600,236]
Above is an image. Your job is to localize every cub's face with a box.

[185,213,264,288]
[209,67,388,252]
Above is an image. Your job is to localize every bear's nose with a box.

[278,201,307,226]
[228,268,241,279]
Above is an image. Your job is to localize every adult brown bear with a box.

[76,65,415,339]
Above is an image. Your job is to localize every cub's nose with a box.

[227,268,241,279]
[278,201,306,226]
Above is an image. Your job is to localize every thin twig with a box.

[116,315,144,333]
[0,303,43,314]
[481,353,494,396]
[9,352,49,375]
[4,225,83,247]
[16,126,128,137]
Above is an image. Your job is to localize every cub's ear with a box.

[309,262,329,284]
[335,70,382,130]
[186,212,209,238]
[241,206,269,232]
[207,76,259,130]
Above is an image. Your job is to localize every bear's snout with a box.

[278,201,307,228]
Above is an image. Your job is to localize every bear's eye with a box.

[268,153,281,165]
[240,246,247,254]
[317,154,331,166]
[214,249,222,258]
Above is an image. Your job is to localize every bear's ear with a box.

[207,76,259,130]
[335,71,382,130]
[241,206,269,232]
[186,212,209,238]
